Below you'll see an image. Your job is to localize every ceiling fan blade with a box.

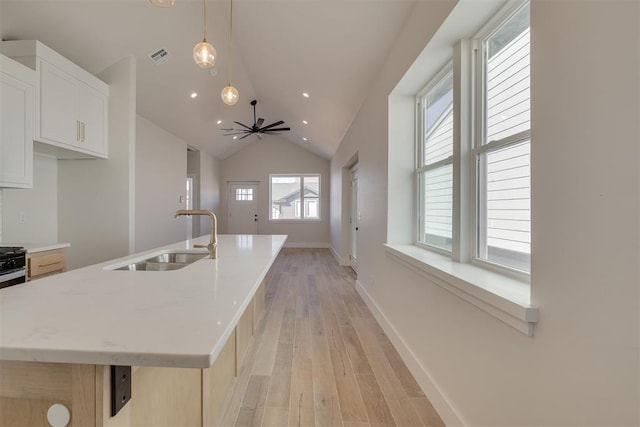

[256,118,264,128]
[234,121,253,131]
[262,127,291,132]
[224,131,250,136]
[239,133,253,140]
[259,120,284,131]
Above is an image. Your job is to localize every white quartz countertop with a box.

[0,242,70,253]
[0,234,286,368]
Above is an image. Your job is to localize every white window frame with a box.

[269,173,321,222]
[413,0,530,281]
[415,63,454,255]
[471,0,531,279]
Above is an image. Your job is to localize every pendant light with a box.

[221,0,239,105]
[193,0,216,68]
[149,0,175,7]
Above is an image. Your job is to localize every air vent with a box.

[149,48,170,65]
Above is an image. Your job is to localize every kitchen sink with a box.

[142,252,207,264]
[113,261,190,271]
[105,250,209,271]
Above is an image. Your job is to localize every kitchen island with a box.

[0,234,287,426]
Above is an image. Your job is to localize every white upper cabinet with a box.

[1,40,109,159]
[0,55,35,188]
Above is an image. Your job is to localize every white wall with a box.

[331,0,640,425]
[134,115,188,252]
[199,150,220,237]
[187,149,201,238]
[220,136,330,246]
[58,56,136,270]
[1,154,58,243]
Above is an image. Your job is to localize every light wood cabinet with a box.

[1,40,108,159]
[27,249,67,281]
[0,55,34,189]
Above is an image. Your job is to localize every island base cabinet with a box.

[203,333,237,426]
[0,362,95,427]
[0,279,269,427]
[98,365,202,427]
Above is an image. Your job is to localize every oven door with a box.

[0,268,27,289]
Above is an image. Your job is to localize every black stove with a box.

[0,246,27,289]
[0,246,26,255]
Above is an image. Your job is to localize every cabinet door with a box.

[39,60,77,146]
[0,71,34,188]
[77,82,107,156]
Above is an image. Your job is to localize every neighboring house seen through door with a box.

[228,182,259,234]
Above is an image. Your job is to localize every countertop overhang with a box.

[0,234,287,368]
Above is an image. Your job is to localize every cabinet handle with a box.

[38,261,61,268]
[81,122,85,142]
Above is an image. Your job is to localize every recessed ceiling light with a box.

[302,120,308,125]
[190,92,198,99]
[302,92,310,98]
[302,137,308,141]
[216,119,222,125]
[233,136,238,140]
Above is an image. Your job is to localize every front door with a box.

[228,182,259,234]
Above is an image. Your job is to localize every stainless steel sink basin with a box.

[106,250,208,271]
[114,262,190,271]
[143,252,207,264]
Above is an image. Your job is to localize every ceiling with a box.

[0,0,416,160]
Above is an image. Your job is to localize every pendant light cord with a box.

[228,0,233,85]
[203,0,208,41]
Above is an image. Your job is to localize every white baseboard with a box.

[355,280,465,426]
[330,246,350,266]
[283,242,330,249]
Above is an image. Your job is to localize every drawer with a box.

[28,249,66,279]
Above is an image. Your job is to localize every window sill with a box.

[384,244,537,336]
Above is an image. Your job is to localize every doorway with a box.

[350,165,359,272]
[228,182,259,234]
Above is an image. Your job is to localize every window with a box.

[270,174,320,220]
[414,1,530,275]
[475,3,530,273]
[417,67,454,252]
[235,187,254,201]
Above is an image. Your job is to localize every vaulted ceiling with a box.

[0,0,416,160]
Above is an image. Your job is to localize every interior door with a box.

[228,182,259,234]
[350,165,359,272]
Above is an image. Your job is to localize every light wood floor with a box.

[220,248,444,427]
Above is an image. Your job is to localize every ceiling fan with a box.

[223,100,290,140]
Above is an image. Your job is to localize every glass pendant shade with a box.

[193,40,216,68]
[221,85,239,105]
[149,0,175,7]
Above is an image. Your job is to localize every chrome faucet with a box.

[175,209,218,259]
